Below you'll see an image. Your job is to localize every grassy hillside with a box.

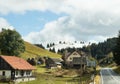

[20,42,61,59]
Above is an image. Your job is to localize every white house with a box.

[0,56,36,83]
[63,51,87,68]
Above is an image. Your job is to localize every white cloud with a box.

[0,17,14,31]
[1,0,120,15]
[0,0,120,43]
[23,16,76,44]
[23,12,119,44]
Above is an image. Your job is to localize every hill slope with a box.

[21,42,61,59]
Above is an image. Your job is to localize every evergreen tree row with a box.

[57,37,117,60]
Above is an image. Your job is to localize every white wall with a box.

[0,70,35,83]
[15,70,32,77]
[23,71,32,77]
[67,51,81,61]
[0,70,11,78]
[15,70,21,77]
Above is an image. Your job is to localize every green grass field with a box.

[19,65,92,84]
[20,42,61,59]
[19,73,91,84]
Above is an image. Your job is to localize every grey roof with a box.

[51,58,63,63]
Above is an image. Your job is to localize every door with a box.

[11,70,15,80]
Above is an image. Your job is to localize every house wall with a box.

[15,70,32,78]
[23,70,32,77]
[0,70,33,79]
[0,57,13,70]
[14,70,35,83]
[67,51,81,62]
[15,70,21,77]
[0,70,11,78]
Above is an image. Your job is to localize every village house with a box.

[0,56,36,83]
[63,51,87,69]
[45,57,63,69]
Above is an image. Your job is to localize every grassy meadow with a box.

[19,65,92,84]
[0,65,92,84]
[20,42,61,59]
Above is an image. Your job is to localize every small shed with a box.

[45,57,63,69]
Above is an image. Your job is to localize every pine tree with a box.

[47,43,50,48]
[113,31,120,65]
[52,47,56,53]
[59,41,62,44]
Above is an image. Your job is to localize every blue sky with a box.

[0,11,64,36]
[0,0,120,44]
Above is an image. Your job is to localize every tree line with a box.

[57,37,117,60]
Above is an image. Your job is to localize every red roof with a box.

[0,56,36,70]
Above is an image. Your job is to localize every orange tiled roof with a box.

[0,56,36,70]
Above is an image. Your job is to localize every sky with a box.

[0,0,120,44]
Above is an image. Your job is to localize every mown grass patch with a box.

[19,65,93,84]
[20,42,61,59]
[19,73,91,84]
[35,65,48,73]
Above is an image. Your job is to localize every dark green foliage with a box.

[57,37,117,60]
[90,37,117,59]
[27,58,36,66]
[0,29,25,56]
[52,43,55,46]
[38,57,44,64]
[59,41,62,44]
[57,48,65,55]
[52,48,56,53]
[113,31,120,65]
[57,49,61,54]
[63,41,66,44]
[47,43,50,48]
[47,43,55,48]
[81,46,91,55]
[34,44,45,49]
[50,43,53,47]
[49,48,56,53]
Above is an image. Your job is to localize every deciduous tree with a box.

[0,29,25,56]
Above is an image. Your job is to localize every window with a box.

[2,71,5,76]
[16,71,18,76]
[70,57,72,60]
[21,70,24,76]
[26,71,31,75]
